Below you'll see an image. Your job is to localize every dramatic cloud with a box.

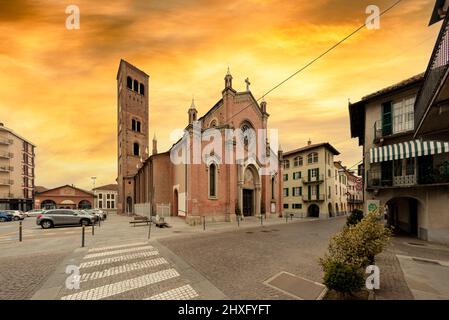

[0,0,440,189]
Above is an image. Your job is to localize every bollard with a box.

[19,221,22,242]
[81,225,85,247]
[148,220,152,239]
[290,214,293,221]
[237,215,240,227]
[98,218,101,227]
[203,216,206,231]
[92,221,95,236]
[285,214,288,223]
[260,214,263,226]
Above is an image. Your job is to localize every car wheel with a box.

[41,220,53,229]
[80,219,90,226]
[13,216,20,221]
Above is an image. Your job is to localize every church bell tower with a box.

[116,60,149,214]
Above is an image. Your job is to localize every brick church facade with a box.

[117,60,283,223]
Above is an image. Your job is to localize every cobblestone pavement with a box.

[0,251,68,299]
[160,217,346,299]
[375,247,414,300]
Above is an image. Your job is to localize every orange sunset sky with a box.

[0,0,441,190]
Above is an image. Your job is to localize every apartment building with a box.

[349,1,449,245]
[282,141,343,219]
[346,170,364,212]
[333,161,349,215]
[93,184,118,213]
[0,122,35,211]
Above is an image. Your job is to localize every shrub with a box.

[346,209,364,226]
[323,212,392,268]
[322,260,365,296]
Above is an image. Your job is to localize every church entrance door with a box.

[243,189,253,216]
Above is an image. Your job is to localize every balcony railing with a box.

[415,14,449,130]
[0,193,14,199]
[0,137,13,145]
[374,120,383,141]
[302,194,325,202]
[367,160,449,188]
[302,174,325,184]
[0,151,13,159]
[0,179,14,185]
[0,165,13,172]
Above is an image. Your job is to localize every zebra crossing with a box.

[60,242,199,300]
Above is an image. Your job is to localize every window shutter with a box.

[308,169,311,182]
[316,185,320,199]
[316,168,320,180]
[382,102,392,136]
[308,185,311,200]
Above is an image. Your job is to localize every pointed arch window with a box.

[133,80,139,92]
[139,83,145,95]
[127,76,133,89]
[209,163,217,198]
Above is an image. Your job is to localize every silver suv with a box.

[36,209,95,229]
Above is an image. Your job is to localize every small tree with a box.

[325,212,391,268]
[347,209,364,226]
[322,260,364,297]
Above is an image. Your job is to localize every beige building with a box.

[346,169,364,212]
[282,141,351,218]
[0,122,35,211]
[349,1,449,245]
[93,184,118,213]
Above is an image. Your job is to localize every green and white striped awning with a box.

[370,140,449,163]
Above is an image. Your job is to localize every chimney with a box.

[152,134,158,155]
[307,139,312,146]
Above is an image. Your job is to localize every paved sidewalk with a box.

[376,236,449,300]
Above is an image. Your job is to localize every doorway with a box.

[243,189,254,216]
[308,204,320,218]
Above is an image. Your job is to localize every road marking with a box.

[81,258,169,282]
[88,242,148,253]
[79,250,159,268]
[83,245,154,259]
[144,284,199,300]
[61,268,180,300]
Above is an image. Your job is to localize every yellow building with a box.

[282,141,347,218]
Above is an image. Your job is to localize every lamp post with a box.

[91,176,97,208]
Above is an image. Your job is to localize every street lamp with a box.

[91,176,97,209]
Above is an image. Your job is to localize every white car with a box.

[25,209,45,217]
[4,210,25,221]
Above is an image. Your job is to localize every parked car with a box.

[84,209,106,221]
[25,209,45,217]
[4,210,25,221]
[92,209,107,220]
[36,209,95,229]
[78,210,100,222]
[0,212,13,222]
